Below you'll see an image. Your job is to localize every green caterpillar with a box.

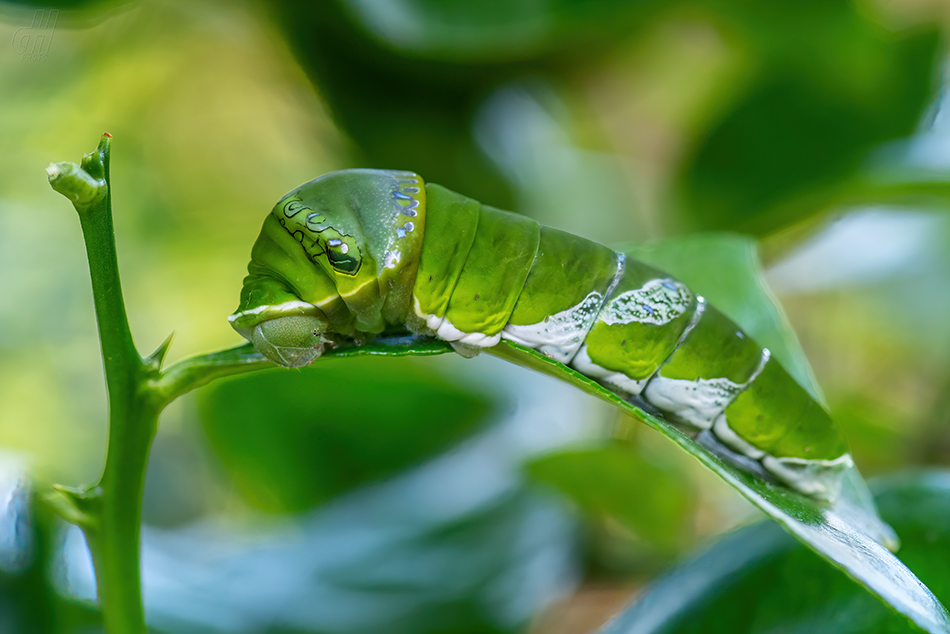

[229,169,852,503]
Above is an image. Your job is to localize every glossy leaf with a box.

[250,233,946,629]
[599,471,950,634]
[488,232,949,633]
[491,339,950,633]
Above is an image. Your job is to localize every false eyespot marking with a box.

[281,195,309,218]
[393,178,421,217]
[306,212,324,230]
[385,176,423,265]
[274,192,363,277]
[396,221,415,239]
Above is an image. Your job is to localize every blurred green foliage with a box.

[2,0,950,632]
[0,493,102,633]
[199,357,493,513]
[527,441,694,554]
[264,0,655,210]
[677,1,941,235]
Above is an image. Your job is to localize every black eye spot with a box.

[327,248,361,274]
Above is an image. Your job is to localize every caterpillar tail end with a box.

[762,453,854,507]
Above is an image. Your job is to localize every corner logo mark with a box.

[12,10,58,62]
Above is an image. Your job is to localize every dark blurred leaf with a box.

[0,0,132,23]
[330,0,652,61]
[141,485,572,634]
[677,0,941,235]
[264,0,654,211]
[0,480,102,634]
[526,441,694,552]
[837,166,950,212]
[199,356,494,513]
[599,470,950,634]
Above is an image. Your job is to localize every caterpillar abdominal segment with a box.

[230,169,852,504]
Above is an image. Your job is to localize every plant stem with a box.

[154,342,272,403]
[55,135,150,633]
[87,401,156,634]
[73,135,144,405]
[48,136,274,634]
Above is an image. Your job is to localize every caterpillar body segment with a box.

[503,225,621,364]
[412,184,541,349]
[230,170,852,503]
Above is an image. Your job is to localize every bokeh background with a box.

[2,0,950,632]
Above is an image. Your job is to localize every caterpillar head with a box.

[229,169,426,367]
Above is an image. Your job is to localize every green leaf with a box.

[599,471,950,634]
[492,340,949,634]
[834,165,950,213]
[490,231,950,632]
[327,335,454,358]
[198,355,493,513]
[676,1,941,235]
